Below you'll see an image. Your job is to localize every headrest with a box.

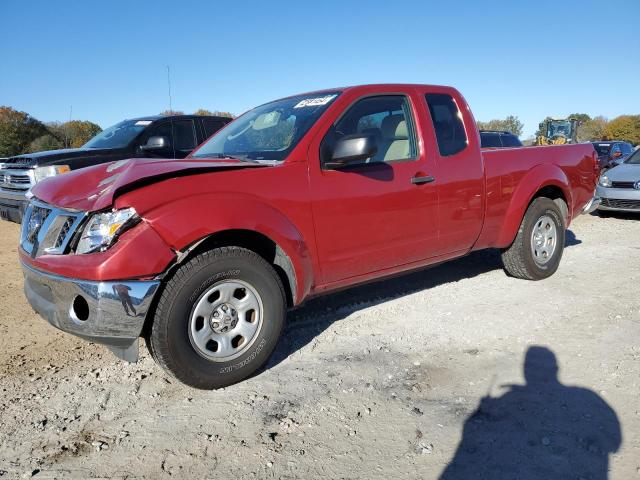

[381,114,408,139]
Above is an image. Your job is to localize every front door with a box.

[309,94,439,284]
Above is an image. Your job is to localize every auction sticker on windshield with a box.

[294,94,337,109]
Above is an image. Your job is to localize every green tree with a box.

[194,109,234,118]
[159,109,185,116]
[29,134,63,152]
[47,120,102,148]
[568,113,591,124]
[604,115,640,145]
[577,116,608,142]
[476,115,523,136]
[0,106,49,156]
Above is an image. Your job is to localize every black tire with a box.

[501,197,566,280]
[597,210,612,218]
[146,246,286,389]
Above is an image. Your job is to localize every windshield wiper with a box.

[194,153,247,161]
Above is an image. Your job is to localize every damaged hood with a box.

[31,157,266,212]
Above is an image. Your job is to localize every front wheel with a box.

[501,197,566,280]
[146,246,286,389]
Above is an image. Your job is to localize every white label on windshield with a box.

[135,120,153,126]
[293,94,337,109]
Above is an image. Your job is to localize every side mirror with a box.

[324,134,378,169]
[140,136,170,151]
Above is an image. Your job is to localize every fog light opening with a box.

[71,295,90,322]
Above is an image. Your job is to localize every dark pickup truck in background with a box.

[480,130,523,148]
[0,114,231,223]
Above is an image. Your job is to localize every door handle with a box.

[411,175,435,185]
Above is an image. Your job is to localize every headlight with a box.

[34,165,71,183]
[598,174,612,188]
[76,208,139,254]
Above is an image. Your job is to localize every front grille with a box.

[611,181,637,189]
[20,201,85,257]
[55,217,76,249]
[9,174,31,185]
[601,198,640,210]
[0,168,34,190]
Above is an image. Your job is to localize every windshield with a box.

[547,120,572,139]
[625,149,640,164]
[192,92,341,161]
[83,120,149,149]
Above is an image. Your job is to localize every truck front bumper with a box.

[22,262,160,362]
[0,188,28,223]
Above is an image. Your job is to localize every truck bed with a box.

[475,144,598,250]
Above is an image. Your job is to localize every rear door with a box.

[170,119,198,158]
[422,91,484,255]
[308,92,439,284]
[202,117,231,140]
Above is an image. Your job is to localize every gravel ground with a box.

[0,213,639,479]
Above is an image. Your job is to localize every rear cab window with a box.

[203,118,229,138]
[500,134,522,147]
[425,93,468,156]
[480,133,501,148]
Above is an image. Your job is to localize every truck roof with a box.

[273,83,459,102]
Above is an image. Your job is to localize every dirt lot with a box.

[0,213,639,479]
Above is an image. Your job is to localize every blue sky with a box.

[1,0,638,137]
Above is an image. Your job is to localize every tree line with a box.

[3,105,638,158]
[478,113,640,145]
[0,106,235,157]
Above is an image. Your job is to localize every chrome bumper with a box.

[581,196,601,215]
[21,262,160,362]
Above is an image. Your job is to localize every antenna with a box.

[166,66,176,158]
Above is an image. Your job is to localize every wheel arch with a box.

[168,229,298,307]
[496,164,572,248]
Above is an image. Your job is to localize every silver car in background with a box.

[596,148,640,214]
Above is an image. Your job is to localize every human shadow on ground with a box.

[439,346,621,480]
[268,230,580,369]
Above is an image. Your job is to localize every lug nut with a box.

[213,322,219,328]
[213,312,220,318]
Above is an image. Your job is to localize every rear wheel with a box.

[501,197,565,280]
[147,246,286,389]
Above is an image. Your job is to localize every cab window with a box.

[425,93,468,156]
[322,95,417,164]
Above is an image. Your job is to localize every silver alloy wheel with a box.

[530,214,557,265]
[188,280,263,362]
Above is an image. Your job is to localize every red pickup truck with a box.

[20,84,600,389]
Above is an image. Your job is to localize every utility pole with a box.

[64,106,72,148]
